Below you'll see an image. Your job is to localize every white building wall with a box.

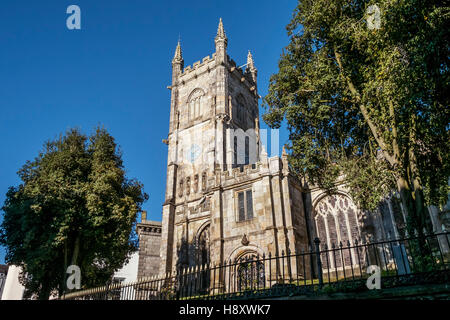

[113,252,139,283]
[1,265,25,300]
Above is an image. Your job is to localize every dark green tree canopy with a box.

[264,0,449,227]
[0,127,148,299]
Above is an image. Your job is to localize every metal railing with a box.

[0,273,6,298]
[60,231,450,300]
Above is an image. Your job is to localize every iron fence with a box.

[0,273,6,298]
[60,231,450,300]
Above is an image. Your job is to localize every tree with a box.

[264,0,449,239]
[0,127,148,299]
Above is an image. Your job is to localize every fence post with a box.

[314,238,323,287]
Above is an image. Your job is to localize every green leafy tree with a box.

[0,127,148,299]
[264,0,449,239]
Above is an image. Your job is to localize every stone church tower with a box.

[157,19,310,276]
[137,19,447,282]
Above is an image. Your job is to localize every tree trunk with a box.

[71,235,80,267]
[396,172,431,271]
[60,240,68,297]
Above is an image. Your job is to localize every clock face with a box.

[187,144,201,163]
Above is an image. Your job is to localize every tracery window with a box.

[235,94,246,125]
[314,194,361,269]
[188,88,205,120]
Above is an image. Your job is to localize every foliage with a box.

[263,0,449,230]
[0,127,148,299]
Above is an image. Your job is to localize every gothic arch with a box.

[195,222,210,266]
[187,88,206,102]
[187,88,205,120]
[229,248,265,291]
[227,244,265,263]
[235,93,247,125]
[313,192,361,269]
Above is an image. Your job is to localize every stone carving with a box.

[241,234,249,246]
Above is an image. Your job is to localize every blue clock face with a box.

[187,144,201,163]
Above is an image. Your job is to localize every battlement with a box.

[136,211,162,234]
[179,52,255,87]
[227,55,255,85]
[182,53,216,75]
[222,162,261,179]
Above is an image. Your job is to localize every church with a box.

[135,19,448,281]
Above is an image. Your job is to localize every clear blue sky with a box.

[0,0,296,264]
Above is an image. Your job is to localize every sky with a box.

[0,0,296,264]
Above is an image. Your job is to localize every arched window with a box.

[314,194,361,269]
[196,225,210,293]
[202,172,207,191]
[233,136,238,167]
[235,94,246,125]
[244,136,249,165]
[188,88,205,120]
[197,225,210,266]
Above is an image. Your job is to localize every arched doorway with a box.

[234,252,265,291]
[196,224,210,293]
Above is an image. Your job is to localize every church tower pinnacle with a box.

[246,50,258,84]
[171,40,184,84]
[215,18,227,64]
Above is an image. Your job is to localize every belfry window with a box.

[188,88,205,120]
[233,136,238,167]
[237,189,253,221]
[244,136,249,165]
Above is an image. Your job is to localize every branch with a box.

[333,45,396,166]
[389,100,400,164]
